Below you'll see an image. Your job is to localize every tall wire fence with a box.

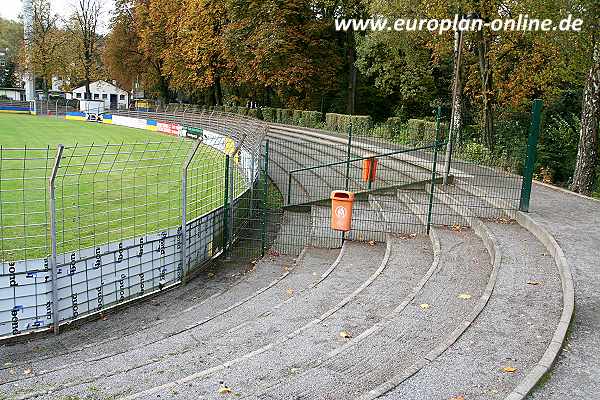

[0,109,266,340]
[1,100,540,340]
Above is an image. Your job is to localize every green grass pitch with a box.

[0,114,236,261]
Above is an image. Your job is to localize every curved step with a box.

[379,221,562,400]
[4,242,386,399]
[0,246,339,395]
[251,224,492,399]
[121,233,435,400]
[0,249,298,368]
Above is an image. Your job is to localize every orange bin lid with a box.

[331,191,355,201]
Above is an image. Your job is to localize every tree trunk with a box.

[571,42,600,195]
[346,30,356,115]
[450,30,464,143]
[214,75,223,106]
[476,29,495,150]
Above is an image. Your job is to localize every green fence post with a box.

[261,140,270,257]
[345,121,353,191]
[287,172,292,205]
[519,99,543,213]
[223,155,230,256]
[427,106,442,234]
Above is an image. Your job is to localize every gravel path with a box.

[383,221,562,399]
[525,184,600,399]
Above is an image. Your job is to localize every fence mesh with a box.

[1,101,535,340]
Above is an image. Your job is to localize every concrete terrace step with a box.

[251,225,492,399]
[80,234,436,400]
[5,242,386,399]
[0,251,297,371]
[0,247,339,397]
[381,221,562,400]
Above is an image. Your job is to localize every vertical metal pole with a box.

[345,122,353,191]
[261,140,270,257]
[287,172,292,205]
[519,99,543,212]
[427,107,442,234]
[181,140,201,284]
[342,121,353,245]
[223,155,230,256]
[48,144,64,334]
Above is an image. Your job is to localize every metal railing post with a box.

[519,99,544,212]
[287,172,292,205]
[261,140,270,257]
[345,122,353,191]
[223,155,231,257]
[181,140,201,283]
[427,107,442,234]
[48,144,64,334]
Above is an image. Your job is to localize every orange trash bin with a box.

[362,158,378,182]
[331,191,355,232]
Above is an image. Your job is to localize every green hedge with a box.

[406,118,447,143]
[302,111,324,128]
[261,107,276,122]
[325,113,373,135]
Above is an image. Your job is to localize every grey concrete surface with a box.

[382,221,562,400]
[1,243,380,399]
[133,235,434,400]
[525,184,600,399]
[0,247,339,397]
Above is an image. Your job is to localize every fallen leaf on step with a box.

[458,293,472,300]
[207,272,215,278]
[451,224,463,232]
[420,303,431,310]
[502,367,517,373]
[286,288,294,296]
[527,281,541,286]
[23,368,32,375]
[218,382,233,394]
[368,241,376,246]
[340,330,352,339]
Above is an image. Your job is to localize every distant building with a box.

[72,80,129,109]
[0,87,25,101]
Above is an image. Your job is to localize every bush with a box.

[261,107,275,122]
[407,119,425,143]
[326,113,339,131]
[279,108,293,124]
[536,114,580,184]
[460,142,493,164]
[292,110,303,125]
[351,115,374,136]
[246,108,260,119]
[385,117,409,143]
[302,111,324,128]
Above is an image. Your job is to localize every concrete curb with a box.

[503,211,575,400]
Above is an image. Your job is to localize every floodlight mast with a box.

[23,0,36,102]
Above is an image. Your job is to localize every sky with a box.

[0,0,115,33]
